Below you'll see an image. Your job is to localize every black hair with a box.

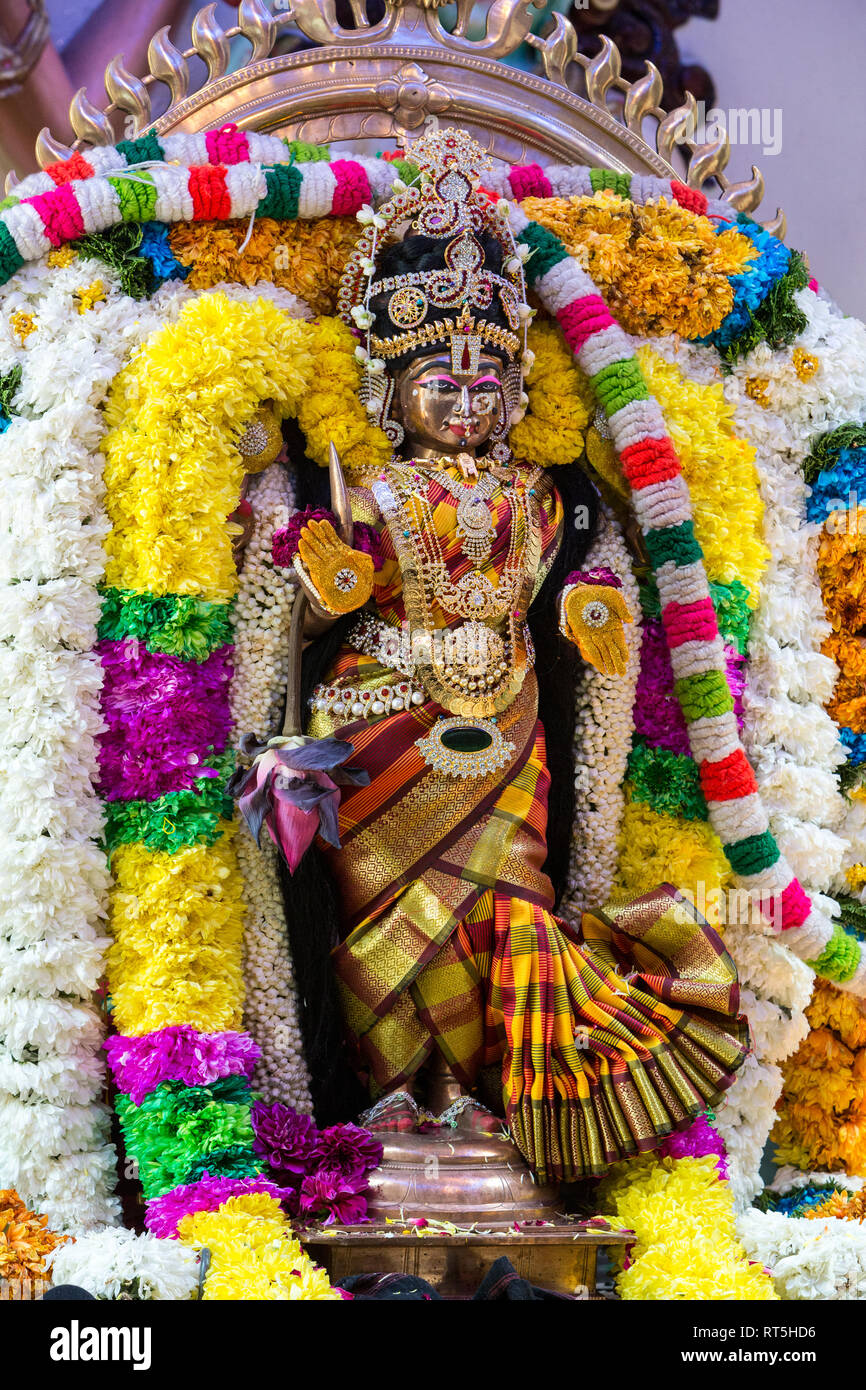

[370,231,513,372]
[275,422,601,1124]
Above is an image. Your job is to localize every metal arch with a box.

[27,0,784,235]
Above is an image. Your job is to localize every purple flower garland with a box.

[97,639,233,801]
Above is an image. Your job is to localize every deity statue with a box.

[233,130,749,1188]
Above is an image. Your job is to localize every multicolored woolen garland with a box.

[507,201,848,986]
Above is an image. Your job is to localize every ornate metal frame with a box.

[26,0,782,234]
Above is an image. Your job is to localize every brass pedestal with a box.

[303,1059,630,1298]
[364,1124,562,1225]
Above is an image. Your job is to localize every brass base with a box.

[364,1124,562,1225]
[303,1223,629,1299]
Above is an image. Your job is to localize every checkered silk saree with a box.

[322,666,750,1184]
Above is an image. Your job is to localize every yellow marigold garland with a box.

[522,191,756,339]
[636,347,768,597]
[107,826,245,1036]
[600,1155,779,1299]
[178,1193,342,1300]
[103,293,314,601]
[167,216,363,316]
[510,319,593,467]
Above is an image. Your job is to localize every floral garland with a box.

[250,1102,383,1226]
[177,1192,345,1300]
[0,1188,68,1285]
[229,463,312,1108]
[0,252,310,1239]
[562,502,641,915]
[510,318,592,467]
[599,1135,779,1299]
[521,190,757,341]
[167,215,363,316]
[773,977,866,1173]
[0,250,172,1234]
[738,1206,866,1300]
[717,297,866,1217]
[48,1227,200,1300]
[96,292,340,1296]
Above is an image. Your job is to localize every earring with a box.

[364,371,404,458]
[481,365,520,466]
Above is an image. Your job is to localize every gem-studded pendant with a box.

[415,716,514,778]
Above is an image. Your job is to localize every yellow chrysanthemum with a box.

[599,1156,778,1300]
[297,316,390,473]
[522,192,756,339]
[178,1195,342,1301]
[108,824,245,1036]
[510,319,593,467]
[637,347,768,598]
[612,800,732,929]
[103,292,315,600]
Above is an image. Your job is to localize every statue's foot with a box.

[417,1094,505,1137]
[359,1090,418,1133]
[452,1097,506,1137]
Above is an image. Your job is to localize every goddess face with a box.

[394,351,505,455]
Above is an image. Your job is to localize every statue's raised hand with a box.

[295,517,374,616]
[561,582,633,677]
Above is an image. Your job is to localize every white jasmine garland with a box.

[229,463,314,1111]
[561,504,641,918]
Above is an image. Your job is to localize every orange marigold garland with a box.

[773,978,866,1173]
[521,191,756,340]
[0,1189,68,1284]
[167,216,363,315]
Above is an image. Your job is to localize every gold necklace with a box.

[371,458,547,716]
[387,458,531,619]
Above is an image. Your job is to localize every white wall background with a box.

[679,0,866,319]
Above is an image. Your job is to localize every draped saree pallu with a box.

[308,468,750,1185]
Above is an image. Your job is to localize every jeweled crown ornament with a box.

[337,126,531,459]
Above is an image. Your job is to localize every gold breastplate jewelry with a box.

[371,460,547,717]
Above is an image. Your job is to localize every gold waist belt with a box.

[348,612,534,717]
